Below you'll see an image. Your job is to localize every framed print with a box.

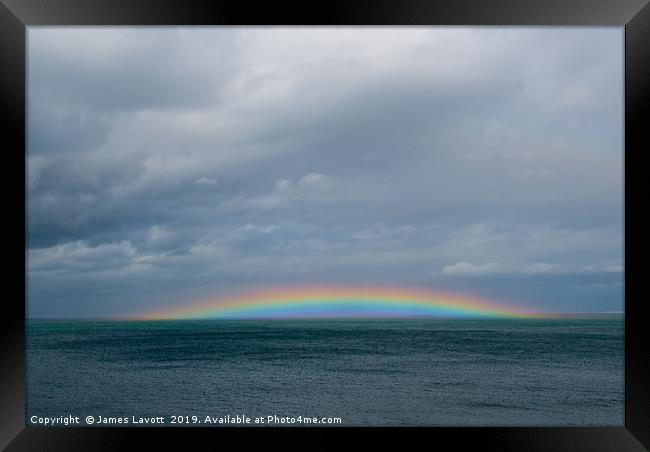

[1,0,649,450]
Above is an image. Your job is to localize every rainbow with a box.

[143,285,543,320]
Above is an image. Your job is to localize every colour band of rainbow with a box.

[144,286,544,319]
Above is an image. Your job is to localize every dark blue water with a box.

[27,318,624,426]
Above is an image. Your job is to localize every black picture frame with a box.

[2,1,648,450]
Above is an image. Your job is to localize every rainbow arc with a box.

[145,286,543,319]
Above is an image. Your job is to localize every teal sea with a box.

[26,318,624,426]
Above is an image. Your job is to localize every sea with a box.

[26,317,624,426]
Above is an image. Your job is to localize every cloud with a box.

[440,259,622,277]
[442,262,506,276]
[29,240,137,274]
[26,27,624,316]
[194,176,217,186]
[146,225,172,243]
[578,261,624,274]
[243,223,277,234]
[441,261,568,276]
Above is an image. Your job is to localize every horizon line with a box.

[27,311,624,321]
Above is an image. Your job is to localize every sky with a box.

[26,27,624,318]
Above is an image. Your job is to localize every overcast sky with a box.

[26,27,623,318]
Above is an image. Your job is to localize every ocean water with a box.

[26,318,624,426]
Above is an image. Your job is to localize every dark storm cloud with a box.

[26,27,624,317]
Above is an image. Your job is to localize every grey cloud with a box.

[26,27,623,317]
[28,28,243,113]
